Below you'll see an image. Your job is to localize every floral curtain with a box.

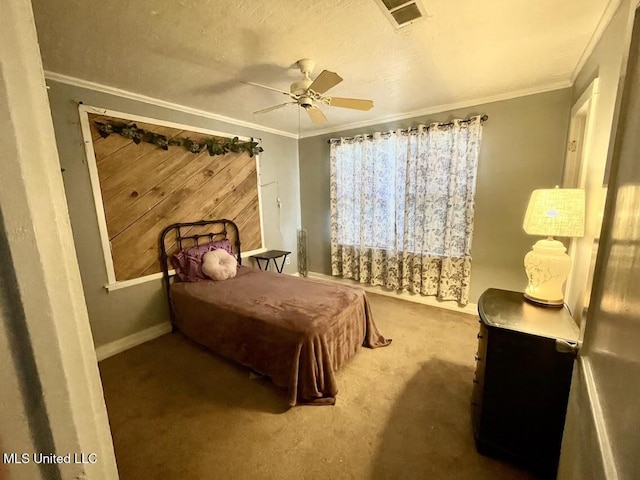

[329,116,483,305]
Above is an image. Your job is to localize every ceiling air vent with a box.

[374,0,427,29]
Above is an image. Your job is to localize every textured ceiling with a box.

[32,0,608,136]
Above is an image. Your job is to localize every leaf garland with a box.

[94,121,264,157]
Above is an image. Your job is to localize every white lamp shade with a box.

[522,187,585,307]
[523,188,585,238]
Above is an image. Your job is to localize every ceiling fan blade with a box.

[253,102,295,114]
[242,81,294,97]
[308,70,343,94]
[326,97,374,111]
[305,106,328,124]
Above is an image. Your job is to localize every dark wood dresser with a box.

[471,288,580,478]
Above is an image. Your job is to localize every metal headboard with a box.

[159,219,242,323]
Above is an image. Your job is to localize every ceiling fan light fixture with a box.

[299,95,314,109]
[244,59,374,124]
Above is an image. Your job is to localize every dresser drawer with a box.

[471,321,488,430]
[473,322,488,388]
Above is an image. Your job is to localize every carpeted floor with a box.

[99,293,537,480]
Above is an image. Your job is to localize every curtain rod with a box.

[327,114,488,144]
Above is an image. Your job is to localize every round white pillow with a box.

[201,249,238,281]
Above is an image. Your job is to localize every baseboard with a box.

[95,322,172,361]
[307,271,478,315]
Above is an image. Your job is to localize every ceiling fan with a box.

[243,59,374,124]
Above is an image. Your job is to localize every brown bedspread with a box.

[170,266,390,406]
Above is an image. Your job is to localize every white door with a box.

[557,6,640,479]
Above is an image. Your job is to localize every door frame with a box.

[562,78,599,324]
[0,1,118,479]
[562,78,599,189]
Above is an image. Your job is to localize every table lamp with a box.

[522,187,585,307]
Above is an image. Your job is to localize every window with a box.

[329,117,484,304]
[331,120,482,257]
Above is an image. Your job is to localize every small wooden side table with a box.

[249,250,291,273]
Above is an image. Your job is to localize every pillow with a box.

[171,239,234,281]
[202,249,238,281]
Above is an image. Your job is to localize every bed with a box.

[160,219,391,406]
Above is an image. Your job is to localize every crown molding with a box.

[299,80,571,138]
[44,71,299,139]
[45,71,575,141]
[570,0,622,84]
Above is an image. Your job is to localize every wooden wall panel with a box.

[87,113,263,281]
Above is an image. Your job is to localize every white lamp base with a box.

[523,238,571,307]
